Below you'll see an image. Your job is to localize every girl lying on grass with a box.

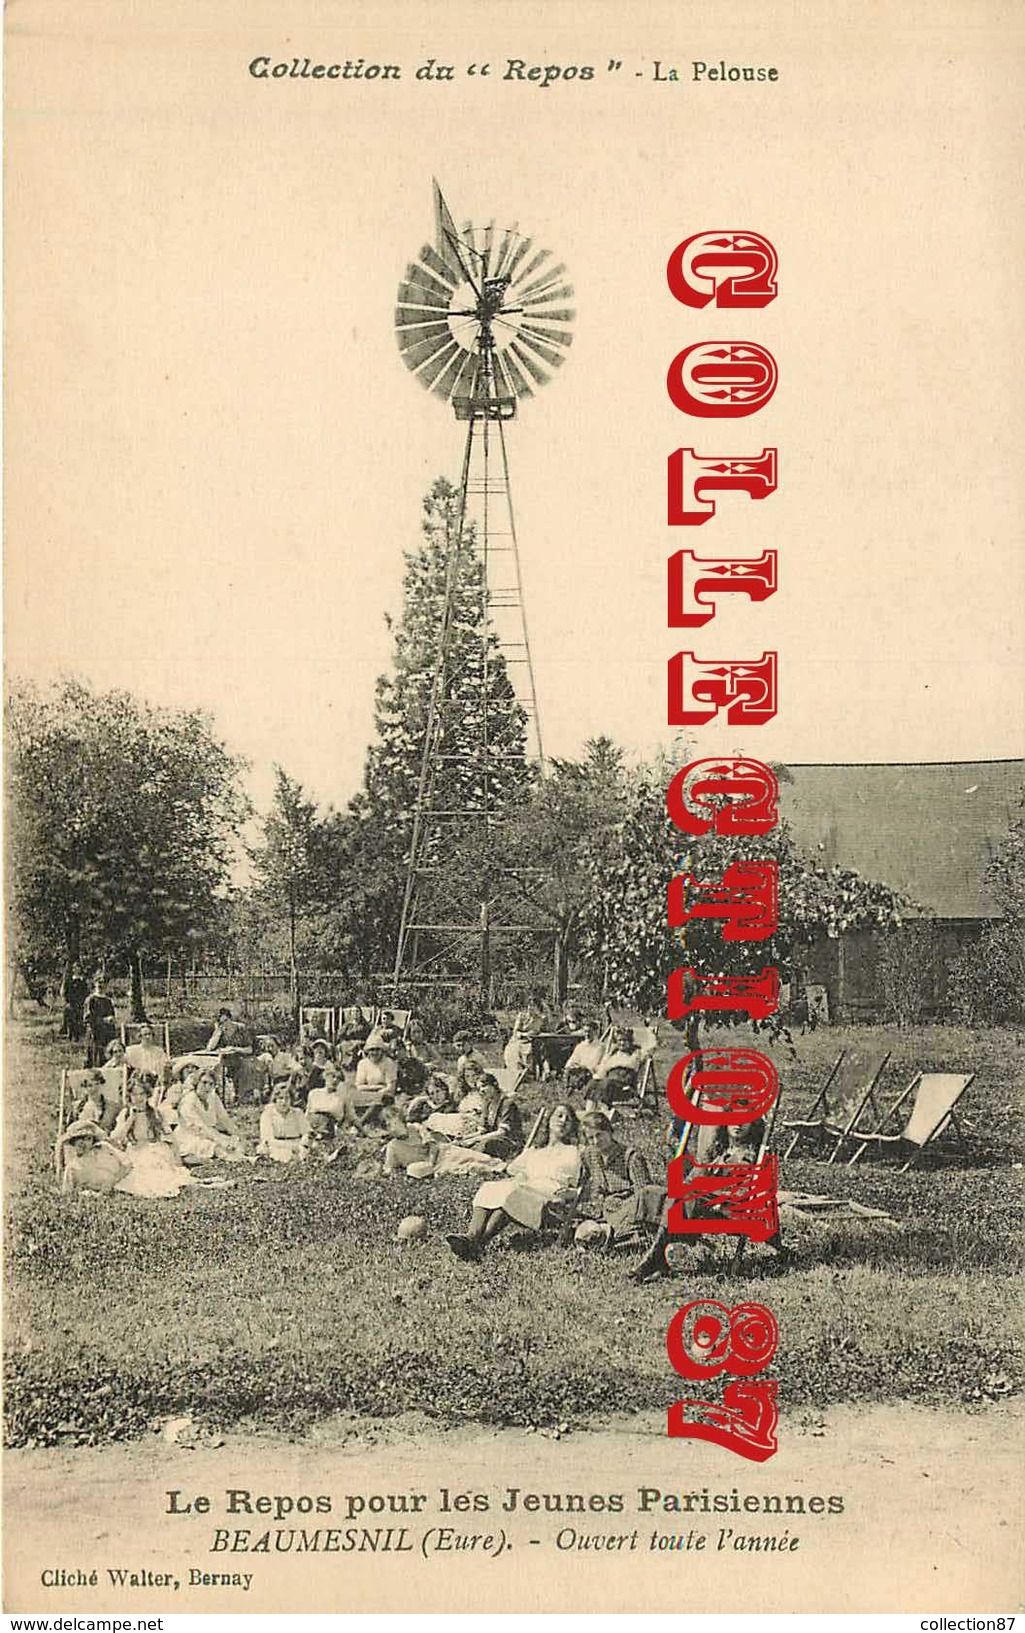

[109,1074,194,1197]
[446,1103,582,1262]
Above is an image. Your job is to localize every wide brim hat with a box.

[364,1031,388,1051]
[58,1117,104,1146]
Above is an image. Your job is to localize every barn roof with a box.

[779,760,1024,919]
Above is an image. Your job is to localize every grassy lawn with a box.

[4,1010,1023,1447]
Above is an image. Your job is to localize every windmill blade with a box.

[413,337,462,391]
[509,338,550,387]
[491,349,518,401]
[514,262,568,302]
[431,343,474,401]
[516,246,553,284]
[517,331,568,370]
[520,305,575,325]
[519,320,574,351]
[399,262,455,308]
[497,346,535,400]
[395,300,450,333]
[447,347,482,403]
[419,242,461,289]
[481,221,495,277]
[395,306,451,335]
[520,283,575,314]
[501,235,534,285]
[397,325,458,372]
[491,226,519,280]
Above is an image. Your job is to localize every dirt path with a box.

[5,1400,1022,1613]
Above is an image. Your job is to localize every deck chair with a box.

[847,1072,974,1170]
[493,1063,530,1098]
[733,1089,785,1271]
[58,1068,98,1134]
[121,1019,172,1052]
[58,1064,127,1137]
[781,1050,890,1162]
[300,1005,335,1043]
[376,1006,412,1039]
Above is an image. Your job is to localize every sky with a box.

[6,0,1023,818]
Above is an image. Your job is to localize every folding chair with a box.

[58,1068,96,1135]
[377,1006,412,1039]
[121,1019,172,1052]
[493,1063,530,1098]
[300,1005,336,1043]
[847,1072,975,1171]
[781,1050,891,1163]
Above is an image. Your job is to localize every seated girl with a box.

[305,1065,349,1148]
[446,1103,582,1261]
[424,1075,525,1177]
[100,1039,128,1112]
[157,1059,199,1135]
[74,1069,121,1133]
[258,1082,310,1163]
[110,1074,194,1197]
[56,1117,131,1195]
[406,1072,458,1130]
[573,1110,656,1247]
[176,1068,248,1162]
[383,1076,454,1174]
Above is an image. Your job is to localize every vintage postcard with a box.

[4,0,1023,1617]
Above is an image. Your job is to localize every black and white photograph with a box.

[3,0,1023,1615]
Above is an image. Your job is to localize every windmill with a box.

[390,182,575,996]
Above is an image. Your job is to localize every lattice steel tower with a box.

[391,183,574,994]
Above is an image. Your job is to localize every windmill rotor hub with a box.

[395,184,575,416]
[480,275,511,319]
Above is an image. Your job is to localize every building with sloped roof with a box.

[778,760,1023,1018]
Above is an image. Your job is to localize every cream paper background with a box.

[4,0,1023,1614]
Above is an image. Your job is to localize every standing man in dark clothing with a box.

[83,975,117,1066]
[62,965,89,1043]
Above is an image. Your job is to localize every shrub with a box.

[948,920,1025,1026]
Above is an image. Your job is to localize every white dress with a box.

[472,1142,582,1230]
[175,1087,245,1161]
[259,1104,310,1163]
[112,1110,194,1197]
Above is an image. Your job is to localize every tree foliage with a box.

[6,678,249,1001]
[948,792,1025,1024]
[327,476,536,980]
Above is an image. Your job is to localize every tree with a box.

[338,476,536,981]
[248,768,328,1023]
[496,736,629,1004]
[949,792,1025,1024]
[6,678,249,1018]
[564,750,910,1045]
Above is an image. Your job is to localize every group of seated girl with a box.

[58,1073,197,1198]
[62,1046,252,1194]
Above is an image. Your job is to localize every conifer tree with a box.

[338,477,535,981]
